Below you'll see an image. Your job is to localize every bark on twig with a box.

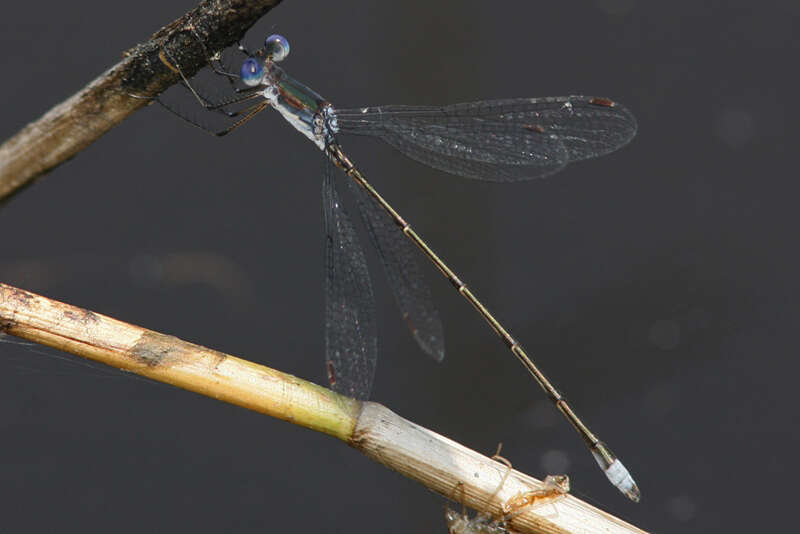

[0,0,283,202]
[0,281,648,534]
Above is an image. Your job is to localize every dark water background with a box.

[1,1,795,532]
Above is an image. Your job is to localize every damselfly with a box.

[162,33,639,501]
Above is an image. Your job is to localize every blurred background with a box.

[0,1,795,532]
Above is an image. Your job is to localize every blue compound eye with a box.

[240,57,263,86]
[264,34,290,62]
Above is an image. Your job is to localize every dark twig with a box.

[0,0,283,202]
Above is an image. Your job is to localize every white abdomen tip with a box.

[605,459,641,503]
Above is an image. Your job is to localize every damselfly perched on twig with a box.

[161,33,639,501]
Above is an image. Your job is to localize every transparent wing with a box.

[323,160,377,400]
[335,96,637,182]
[344,176,445,362]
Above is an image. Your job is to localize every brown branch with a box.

[0,281,649,534]
[0,0,283,202]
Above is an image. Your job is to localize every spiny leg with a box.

[158,45,261,114]
[214,100,270,137]
[157,41,269,136]
[185,25,253,94]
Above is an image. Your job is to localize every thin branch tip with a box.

[0,0,284,201]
